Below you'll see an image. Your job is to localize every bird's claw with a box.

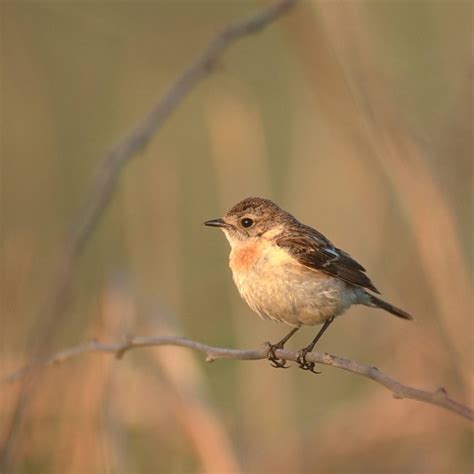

[270,359,290,369]
[296,349,322,374]
[266,343,290,369]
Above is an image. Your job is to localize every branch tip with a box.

[115,346,129,360]
[435,387,448,397]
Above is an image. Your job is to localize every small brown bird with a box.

[204,197,412,372]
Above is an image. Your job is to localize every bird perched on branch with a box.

[204,197,412,372]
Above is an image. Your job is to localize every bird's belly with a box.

[232,256,358,326]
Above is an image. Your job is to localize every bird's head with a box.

[204,197,296,248]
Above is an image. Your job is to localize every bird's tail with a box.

[366,294,413,320]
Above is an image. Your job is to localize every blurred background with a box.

[1,0,472,472]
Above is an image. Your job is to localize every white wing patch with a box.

[321,246,340,268]
[324,247,340,257]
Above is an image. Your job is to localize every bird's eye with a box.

[241,217,254,228]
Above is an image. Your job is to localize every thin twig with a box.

[31,0,299,354]
[0,0,298,467]
[2,336,473,423]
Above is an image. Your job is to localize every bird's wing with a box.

[275,224,380,294]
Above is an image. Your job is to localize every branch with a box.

[2,336,473,423]
[70,0,297,258]
[1,1,298,466]
[32,0,299,350]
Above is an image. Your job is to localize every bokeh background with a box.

[1,0,473,472]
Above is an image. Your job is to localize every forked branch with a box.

[2,336,472,423]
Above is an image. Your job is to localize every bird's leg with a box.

[297,317,334,374]
[267,327,300,369]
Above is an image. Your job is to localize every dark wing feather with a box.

[275,224,380,294]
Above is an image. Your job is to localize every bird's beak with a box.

[203,218,229,228]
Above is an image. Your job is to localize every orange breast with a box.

[229,242,261,273]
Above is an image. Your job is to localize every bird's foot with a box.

[266,342,290,369]
[296,347,321,374]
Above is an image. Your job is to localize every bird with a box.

[204,197,413,372]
